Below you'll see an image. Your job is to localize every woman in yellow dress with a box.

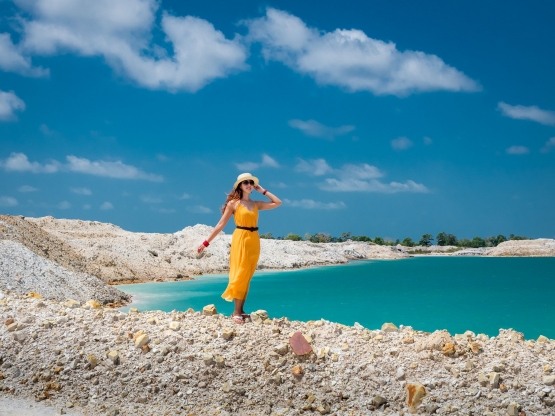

[197,173,282,323]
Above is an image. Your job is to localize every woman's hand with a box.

[253,184,265,193]
[197,243,206,254]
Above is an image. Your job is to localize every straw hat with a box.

[233,172,259,189]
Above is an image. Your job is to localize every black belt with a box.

[236,226,259,232]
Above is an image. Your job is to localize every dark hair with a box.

[221,185,243,214]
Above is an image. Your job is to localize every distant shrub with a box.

[284,233,302,241]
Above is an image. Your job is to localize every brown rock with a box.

[507,402,520,416]
[84,300,101,309]
[135,334,150,348]
[133,330,145,341]
[289,332,312,356]
[441,343,455,356]
[292,365,304,376]
[7,323,17,332]
[406,382,426,414]
[489,372,500,388]
[107,350,120,364]
[403,337,415,344]
[45,382,61,391]
[203,304,217,316]
[86,354,98,369]
[469,342,482,354]
[381,322,399,332]
[5,318,14,326]
[415,330,455,352]
[27,292,42,299]
[222,329,234,340]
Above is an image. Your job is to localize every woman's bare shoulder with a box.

[227,199,240,210]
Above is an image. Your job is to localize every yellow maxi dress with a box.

[222,202,261,301]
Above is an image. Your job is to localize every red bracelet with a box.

[263,189,268,195]
[203,240,209,247]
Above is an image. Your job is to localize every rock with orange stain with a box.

[469,342,482,354]
[441,343,456,356]
[406,383,426,414]
[415,330,455,352]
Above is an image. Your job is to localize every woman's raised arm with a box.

[254,184,282,211]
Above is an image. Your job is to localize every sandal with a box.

[241,313,251,319]
[232,315,245,324]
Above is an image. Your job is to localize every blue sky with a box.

[1,0,554,239]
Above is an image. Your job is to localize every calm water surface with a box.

[119,257,555,339]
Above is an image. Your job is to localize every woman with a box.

[197,173,282,323]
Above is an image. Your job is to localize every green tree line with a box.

[259,231,529,247]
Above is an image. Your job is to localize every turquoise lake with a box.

[119,257,555,339]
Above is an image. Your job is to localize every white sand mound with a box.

[0,240,128,303]
[486,238,555,257]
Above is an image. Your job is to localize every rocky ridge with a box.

[1,215,408,284]
[1,293,554,415]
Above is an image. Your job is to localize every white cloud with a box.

[295,158,334,176]
[295,158,382,179]
[423,136,433,145]
[288,119,355,140]
[70,187,92,195]
[83,204,91,210]
[497,102,555,126]
[15,0,248,92]
[187,205,212,214]
[100,201,114,210]
[156,154,168,162]
[0,33,48,77]
[321,178,428,193]
[0,152,59,173]
[141,195,163,203]
[506,146,529,155]
[18,185,38,193]
[541,137,555,154]
[235,153,279,171]
[338,163,383,179]
[295,157,427,193]
[245,8,479,96]
[57,200,71,209]
[271,182,288,188]
[0,152,162,181]
[0,90,26,121]
[65,155,163,181]
[179,193,191,200]
[391,136,413,151]
[0,196,18,207]
[284,198,346,210]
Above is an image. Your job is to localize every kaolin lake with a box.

[119,256,555,339]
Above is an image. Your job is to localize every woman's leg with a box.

[233,298,244,316]
[234,298,246,315]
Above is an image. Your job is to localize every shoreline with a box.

[110,254,552,285]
